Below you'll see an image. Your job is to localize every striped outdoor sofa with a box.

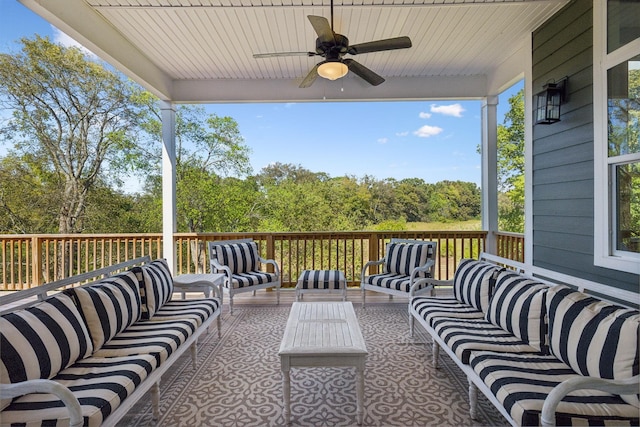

[361,238,437,307]
[0,257,222,427]
[410,254,639,427]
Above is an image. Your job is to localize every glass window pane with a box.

[607,56,640,157]
[608,0,640,53]
[615,161,640,254]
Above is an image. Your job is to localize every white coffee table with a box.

[278,301,368,425]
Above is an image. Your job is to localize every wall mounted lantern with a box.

[534,77,568,125]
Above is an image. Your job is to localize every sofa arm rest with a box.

[410,259,435,279]
[259,257,280,277]
[0,379,83,427]
[210,258,233,278]
[361,259,385,284]
[541,375,640,427]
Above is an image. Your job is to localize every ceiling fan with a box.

[253,1,412,88]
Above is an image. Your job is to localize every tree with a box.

[0,36,150,234]
[141,105,253,233]
[496,89,525,232]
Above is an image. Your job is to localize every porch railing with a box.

[0,231,524,291]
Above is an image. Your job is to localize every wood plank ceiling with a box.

[22,0,570,102]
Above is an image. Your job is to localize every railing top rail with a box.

[493,230,525,237]
[0,256,152,308]
[0,233,163,239]
[173,230,489,237]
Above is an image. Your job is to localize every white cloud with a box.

[396,131,409,137]
[52,27,96,58]
[413,125,443,138]
[377,137,389,144]
[419,112,432,119]
[430,103,465,117]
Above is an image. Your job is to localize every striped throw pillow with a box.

[547,285,640,407]
[132,258,174,320]
[0,293,93,387]
[384,242,433,277]
[485,270,549,352]
[70,270,142,351]
[214,241,260,274]
[453,259,499,313]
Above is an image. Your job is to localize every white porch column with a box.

[160,101,177,273]
[481,95,499,255]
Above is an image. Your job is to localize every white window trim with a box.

[593,1,640,275]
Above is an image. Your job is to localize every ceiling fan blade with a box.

[254,52,316,58]
[348,36,412,55]
[299,64,320,88]
[343,59,385,86]
[308,15,335,43]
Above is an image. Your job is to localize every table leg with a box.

[282,366,291,425]
[356,365,365,425]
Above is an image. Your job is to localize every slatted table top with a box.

[279,302,368,356]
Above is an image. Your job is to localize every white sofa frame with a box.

[409,252,640,427]
[0,256,222,427]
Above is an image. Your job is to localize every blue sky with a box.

[0,1,522,188]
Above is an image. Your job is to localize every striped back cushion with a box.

[132,259,174,320]
[384,242,433,277]
[453,259,499,313]
[214,241,260,274]
[0,293,93,387]
[70,270,142,351]
[485,270,549,352]
[547,285,640,407]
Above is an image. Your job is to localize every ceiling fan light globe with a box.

[317,61,348,80]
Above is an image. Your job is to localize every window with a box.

[594,0,640,274]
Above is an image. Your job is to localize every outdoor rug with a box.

[119,303,508,426]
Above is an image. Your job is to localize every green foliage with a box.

[141,105,254,232]
[0,154,58,233]
[496,89,525,232]
[370,219,407,231]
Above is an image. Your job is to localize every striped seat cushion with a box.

[363,273,431,293]
[432,317,542,364]
[546,285,640,407]
[298,270,344,289]
[150,298,221,327]
[213,241,260,274]
[131,258,174,320]
[0,293,93,389]
[384,242,433,277]
[411,296,485,328]
[69,270,142,351]
[92,319,197,365]
[228,271,278,289]
[0,353,157,427]
[469,351,640,426]
[453,259,500,313]
[485,271,549,352]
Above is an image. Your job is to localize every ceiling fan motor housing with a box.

[315,34,349,58]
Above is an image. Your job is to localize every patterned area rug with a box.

[120,303,508,426]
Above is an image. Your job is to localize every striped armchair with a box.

[361,238,437,307]
[208,239,281,314]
